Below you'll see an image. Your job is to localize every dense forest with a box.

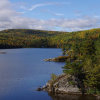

[0,29,65,48]
[62,28,100,94]
[0,28,100,94]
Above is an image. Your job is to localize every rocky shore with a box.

[37,73,100,100]
[37,74,100,99]
[37,74,81,94]
[44,56,69,62]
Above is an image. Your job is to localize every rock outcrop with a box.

[38,74,81,94]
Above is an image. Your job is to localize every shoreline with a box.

[37,73,100,99]
[44,56,69,62]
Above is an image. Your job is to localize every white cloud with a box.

[54,13,64,16]
[7,16,100,32]
[22,2,70,11]
[0,0,100,31]
[29,3,49,11]
[40,9,64,17]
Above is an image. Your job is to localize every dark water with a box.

[0,48,97,100]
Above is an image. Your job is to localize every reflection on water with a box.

[48,93,97,100]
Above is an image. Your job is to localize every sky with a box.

[0,0,100,31]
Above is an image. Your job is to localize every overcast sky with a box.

[0,0,100,31]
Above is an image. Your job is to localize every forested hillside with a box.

[0,29,65,48]
[0,28,100,49]
[62,29,100,94]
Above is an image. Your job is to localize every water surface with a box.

[0,48,96,100]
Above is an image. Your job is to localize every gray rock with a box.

[41,74,81,94]
[97,95,100,100]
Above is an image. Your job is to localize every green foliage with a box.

[51,73,58,81]
[68,81,76,85]
[54,56,70,62]
[87,88,100,94]
[0,29,64,48]
[63,28,100,94]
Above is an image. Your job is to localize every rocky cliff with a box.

[38,74,81,94]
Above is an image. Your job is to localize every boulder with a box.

[40,74,81,94]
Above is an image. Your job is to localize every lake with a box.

[0,48,97,100]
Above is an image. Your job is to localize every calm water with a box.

[0,48,97,100]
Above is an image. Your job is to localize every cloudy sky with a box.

[0,0,100,31]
